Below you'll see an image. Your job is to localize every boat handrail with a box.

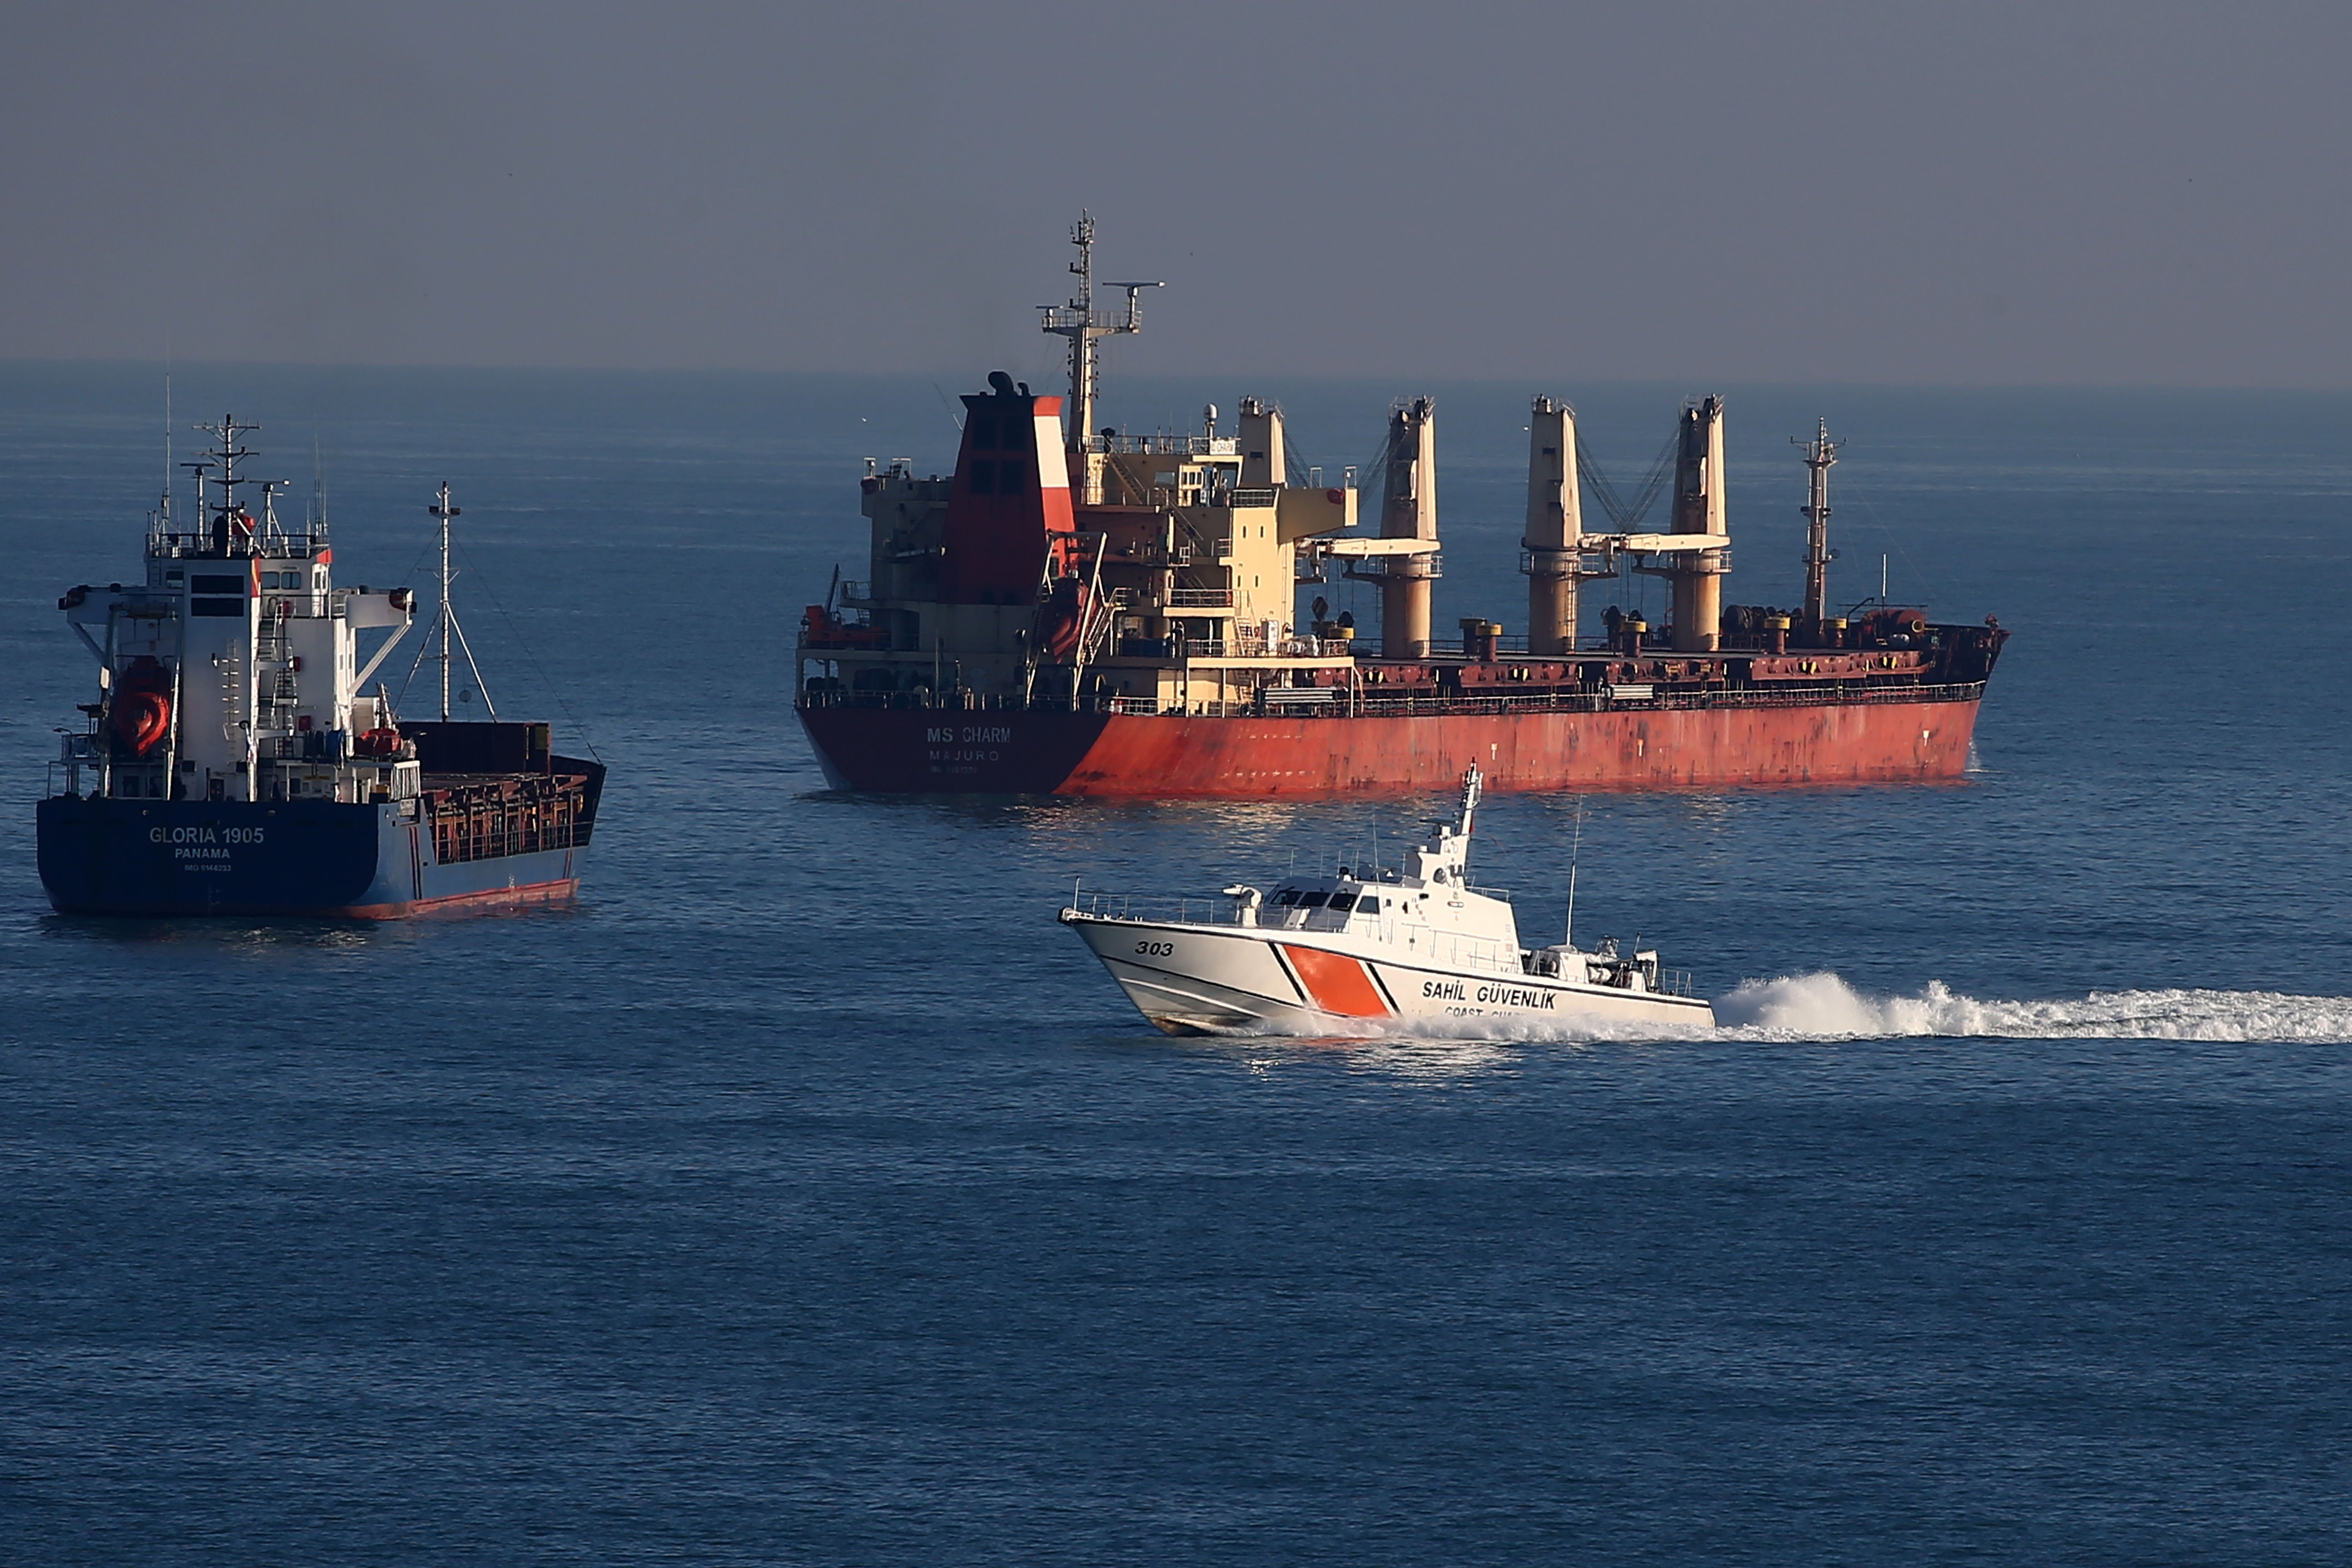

[1063,891,1256,927]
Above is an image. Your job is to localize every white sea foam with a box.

[1713,971,2352,1043]
[1230,971,2352,1046]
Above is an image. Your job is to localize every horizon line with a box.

[4,355,2349,398]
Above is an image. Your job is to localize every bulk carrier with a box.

[36,418,604,916]
[796,218,2007,798]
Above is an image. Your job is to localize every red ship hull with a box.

[799,687,1989,798]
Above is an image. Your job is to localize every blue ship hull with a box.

[35,795,583,918]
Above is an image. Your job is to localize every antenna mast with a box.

[1038,213,1161,485]
[196,416,262,555]
[1564,799,1584,950]
[311,435,330,542]
[1796,417,1841,627]
[424,481,497,723]
[433,482,459,721]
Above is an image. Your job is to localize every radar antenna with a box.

[1038,212,1161,469]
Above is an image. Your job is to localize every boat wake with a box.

[1712,971,2352,1043]
[1220,971,2352,1046]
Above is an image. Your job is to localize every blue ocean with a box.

[3,364,2347,1564]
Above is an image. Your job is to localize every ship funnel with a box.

[1379,397,1438,660]
[1523,397,1582,655]
[1668,396,1730,653]
[940,375,1075,608]
[1238,397,1286,488]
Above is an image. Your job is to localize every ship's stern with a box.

[36,795,390,917]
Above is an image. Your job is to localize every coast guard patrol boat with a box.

[1060,768,1715,1035]
[36,417,604,916]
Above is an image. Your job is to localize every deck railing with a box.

[797,680,1991,718]
[1078,433,1240,457]
[1065,892,1252,926]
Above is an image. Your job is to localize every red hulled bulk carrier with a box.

[796,219,2006,798]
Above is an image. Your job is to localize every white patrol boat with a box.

[1059,767,1716,1036]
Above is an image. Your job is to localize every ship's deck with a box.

[798,676,1995,720]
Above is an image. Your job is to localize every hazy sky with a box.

[5,1,2347,386]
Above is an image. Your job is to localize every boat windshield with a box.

[1296,891,1328,909]
[1273,889,1299,905]
[1326,892,1357,914]
[1356,895,1380,915]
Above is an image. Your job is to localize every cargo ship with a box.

[36,417,604,916]
[796,217,2007,798]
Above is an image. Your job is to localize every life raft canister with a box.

[108,655,173,755]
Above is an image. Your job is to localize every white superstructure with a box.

[53,416,418,806]
[1059,768,1716,1036]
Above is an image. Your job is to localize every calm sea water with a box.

[2,365,2347,1564]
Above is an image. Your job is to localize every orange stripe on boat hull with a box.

[1281,944,1392,1018]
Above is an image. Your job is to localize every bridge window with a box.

[1296,891,1328,909]
[1356,896,1381,916]
[968,461,996,495]
[1326,892,1357,914]
[192,574,244,594]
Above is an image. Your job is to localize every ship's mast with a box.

[310,435,331,544]
[421,481,497,723]
[433,482,458,721]
[196,416,261,555]
[1797,417,1841,627]
[1038,213,1160,462]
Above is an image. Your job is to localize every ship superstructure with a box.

[37,420,603,916]
[797,218,2007,797]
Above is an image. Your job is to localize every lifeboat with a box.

[1034,574,1090,662]
[108,656,173,755]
